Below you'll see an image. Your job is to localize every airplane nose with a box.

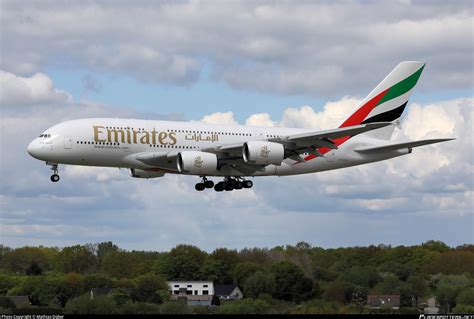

[27,140,40,159]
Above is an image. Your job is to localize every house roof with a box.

[7,296,31,307]
[215,284,239,296]
[91,288,113,296]
[91,288,131,296]
[367,295,400,307]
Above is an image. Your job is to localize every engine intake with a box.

[243,141,284,165]
[177,151,218,175]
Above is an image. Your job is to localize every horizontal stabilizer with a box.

[355,138,454,154]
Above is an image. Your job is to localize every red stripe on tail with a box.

[339,88,389,128]
[302,88,389,161]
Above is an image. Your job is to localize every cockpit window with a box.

[38,134,51,138]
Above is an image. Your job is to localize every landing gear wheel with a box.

[204,180,214,188]
[235,181,244,189]
[243,180,253,188]
[214,183,224,192]
[225,184,234,191]
[195,183,205,191]
[50,174,60,182]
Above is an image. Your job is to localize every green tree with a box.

[83,273,115,291]
[323,281,354,304]
[0,246,57,274]
[0,275,17,295]
[406,275,427,306]
[243,271,276,298]
[424,251,474,275]
[373,274,402,294]
[452,304,474,314]
[422,240,450,253]
[200,259,230,284]
[351,285,367,306]
[134,273,168,302]
[96,242,120,262]
[232,262,264,286]
[56,245,95,273]
[313,266,339,282]
[153,245,207,280]
[209,248,239,283]
[340,265,381,288]
[271,261,313,302]
[109,288,131,306]
[101,251,136,278]
[25,261,43,276]
[456,288,474,306]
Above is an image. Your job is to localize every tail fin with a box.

[339,61,425,136]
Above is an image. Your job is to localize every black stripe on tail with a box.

[361,101,408,124]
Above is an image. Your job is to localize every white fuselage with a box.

[27,118,408,177]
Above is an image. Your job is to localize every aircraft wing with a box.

[135,122,393,171]
[354,138,454,154]
[203,122,392,159]
[283,122,392,148]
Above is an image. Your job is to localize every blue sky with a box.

[0,1,472,251]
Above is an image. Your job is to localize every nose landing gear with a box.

[48,162,60,182]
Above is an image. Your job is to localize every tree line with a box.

[0,240,473,314]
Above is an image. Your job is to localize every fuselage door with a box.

[64,136,73,149]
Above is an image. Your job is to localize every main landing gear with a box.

[213,177,253,192]
[195,177,253,192]
[49,163,60,182]
[214,177,253,192]
[195,177,215,191]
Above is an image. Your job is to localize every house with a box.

[367,295,400,309]
[214,284,243,300]
[167,281,214,306]
[6,296,31,308]
[90,288,131,299]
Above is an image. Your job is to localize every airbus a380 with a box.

[27,61,453,192]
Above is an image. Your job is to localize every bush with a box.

[64,294,117,314]
[118,301,160,314]
[0,296,16,310]
[159,301,191,314]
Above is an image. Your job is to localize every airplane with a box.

[27,61,453,192]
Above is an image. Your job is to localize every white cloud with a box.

[0,69,472,250]
[279,96,362,129]
[0,70,71,106]
[1,2,472,96]
[245,113,274,127]
[200,111,238,125]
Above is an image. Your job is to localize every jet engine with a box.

[243,141,284,165]
[129,168,166,178]
[177,151,218,175]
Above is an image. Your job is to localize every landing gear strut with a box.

[213,177,253,192]
[49,163,60,182]
[195,176,214,191]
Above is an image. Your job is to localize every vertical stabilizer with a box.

[339,61,425,140]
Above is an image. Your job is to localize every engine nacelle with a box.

[243,141,284,165]
[177,151,218,175]
[129,168,166,179]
